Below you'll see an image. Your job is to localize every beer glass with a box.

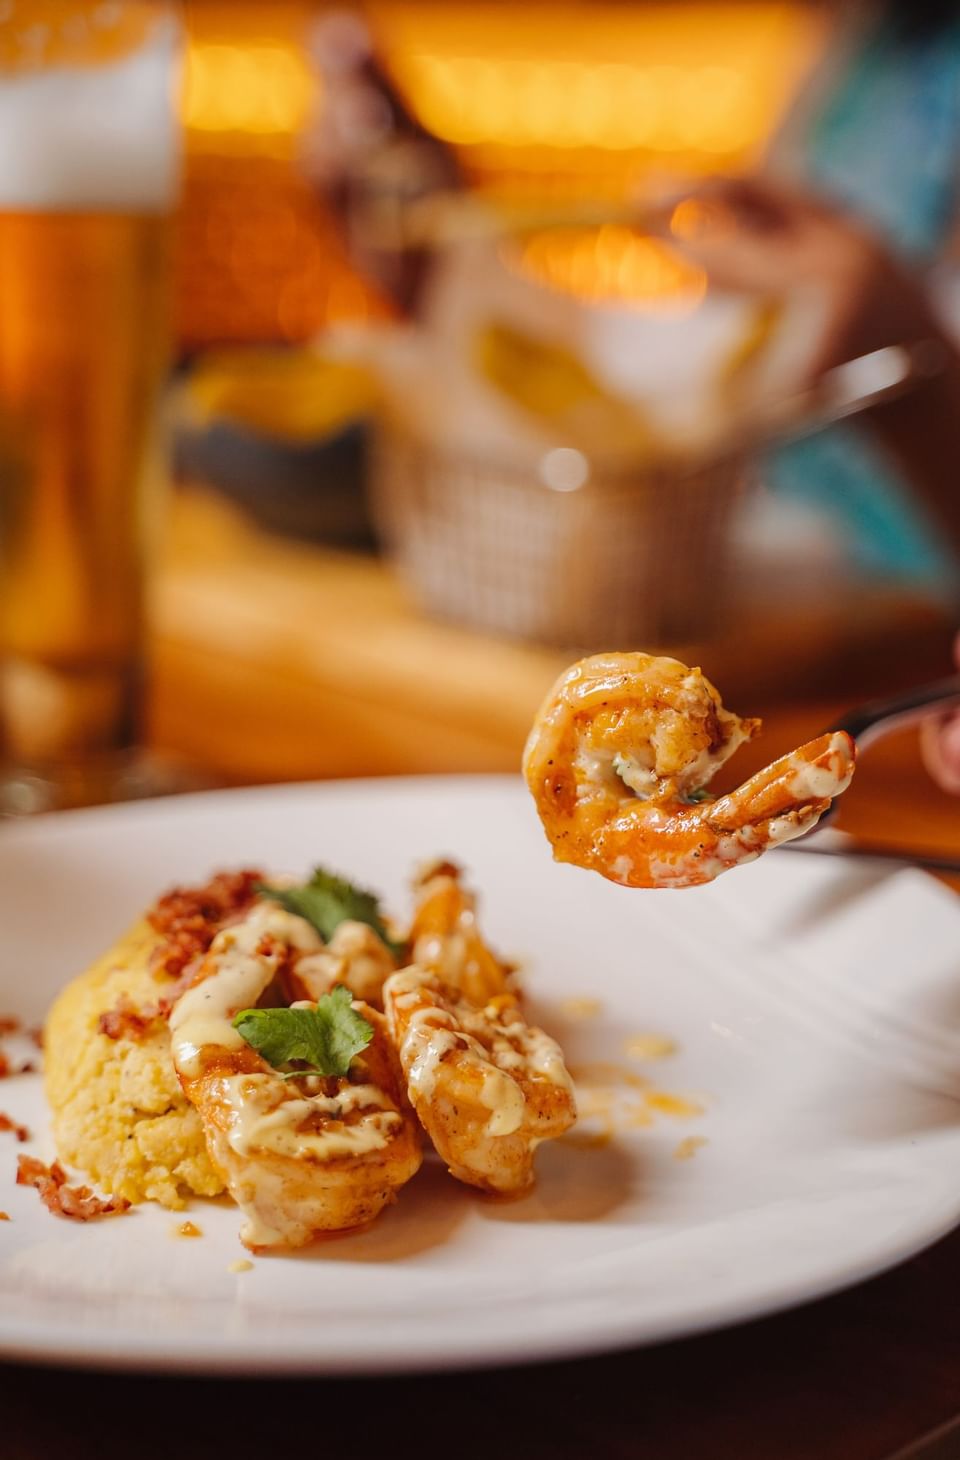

[0,2,180,812]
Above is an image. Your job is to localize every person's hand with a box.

[920,634,960,796]
[664,175,938,376]
[659,176,960,569]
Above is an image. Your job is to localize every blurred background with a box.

[3,0,960,847]
[175,1,814,346]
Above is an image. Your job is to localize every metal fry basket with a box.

[370,430,745,648]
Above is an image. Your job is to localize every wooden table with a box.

[5,490,960,1458]
[146,491,959,875]
[148,490,957,793]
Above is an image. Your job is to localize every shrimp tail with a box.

[705,731,856,836]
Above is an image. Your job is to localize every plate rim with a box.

[3,1192,959,1377]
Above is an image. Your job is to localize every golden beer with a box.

[0,212,170,771]
[0,3,180,808]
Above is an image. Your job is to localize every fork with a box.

[826,671,960,755]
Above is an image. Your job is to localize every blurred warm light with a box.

[669,196,739,242]
[512,226,707,313]
[176,7,387,347]
[176,154,386,347]
[174,2,822,345]
[382,3,824,173]
[402,56,759,155]
[183,40,315,149]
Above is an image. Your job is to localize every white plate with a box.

[1,776,960,1375]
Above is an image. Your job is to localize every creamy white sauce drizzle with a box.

[385,968,574,1135]
[295,920,394,1005]
[663,737,734,796]
[233,1165,291,1249]
[784,757,851,803]
[408,1026,460,1099]
[519,1025,576,1094]
[170,903,400,1164]
[388,972,462,1100]
[220,1073,400,1161]
[612,752,657,797]
[169,904,322,1078]
[575,745,623,793]
[478,1066,525,1137]
[765,811,816,846]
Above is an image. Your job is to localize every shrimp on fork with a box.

[523,652,855,890]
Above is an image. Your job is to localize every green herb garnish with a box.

[257,867,403,958]
[233,986,373,1079]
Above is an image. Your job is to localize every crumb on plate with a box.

[16,1154,131,1220]
[674,1136,708,1161]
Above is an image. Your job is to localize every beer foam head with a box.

[0,12,180,211]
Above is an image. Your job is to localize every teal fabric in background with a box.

[767,15,960,588]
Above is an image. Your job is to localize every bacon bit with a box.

[0,1113,29,1142]
[148,868,263,981]
[0,1053,35,1077]
[155,960,209,1019]
[97,868,269,1040]
[16,1155,130,1221]
[97,994,162,1042]
[0,1211,9,1221]
[102,917,266,1039]
[0,1015,20,1036]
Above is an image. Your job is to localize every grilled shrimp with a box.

[523,651,855,890]
[169,903,421,1249]
[407,860,513,1006]
[286,919,397,1009]
[383,967,576,1195]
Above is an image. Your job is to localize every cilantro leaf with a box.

[233,987,374,1079]
[257,867,403,958]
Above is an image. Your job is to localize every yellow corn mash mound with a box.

[44,919,225,1210]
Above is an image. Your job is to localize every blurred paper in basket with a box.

[333,302,746,649]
